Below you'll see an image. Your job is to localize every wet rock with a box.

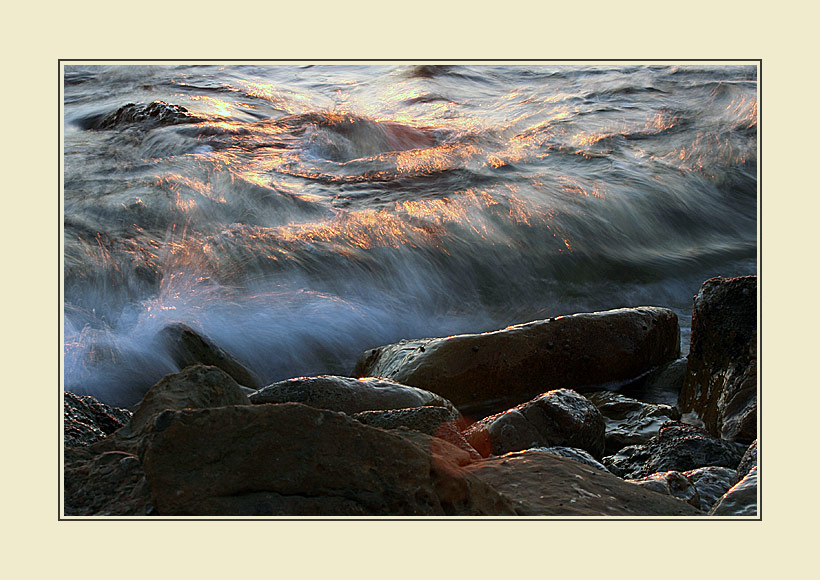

[140,403,517,516]
[63,450,152,516]
[528,446,610,473]
[462,389,605,459]
[95,364,250,454]
[463,450,702,516]
[354,307,680,412]
[625,471,701,509]
[678,276,757,443]
[683,466,737,512]
[619,357,688,406]
[64,391,132,448]
[352,406,480,461]
[159,322,262,389]
[709,467,758,516]
[92,101,200,130]
[250,375,458,417]
[587,391,680,455]
[735,439,758,483]
[603,421,744,479]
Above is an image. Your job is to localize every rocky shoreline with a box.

[63,275,758,517]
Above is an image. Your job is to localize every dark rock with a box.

[354,307,680,412]
[140,403,517,516]
[618,357,688,406]
[735,439,758,483]
[528,446,610,472]
[683,466,737,512]
[63,450,152,516]
[462,389,605,459]
[587,391,680,455]
[95,364,250,454]
[352,406,480,461]
[678,276,757,443]
[625,471,701,509]
[249,375,458,417]
[93,101,200,130]
[158,322,262,389]
[463,450,703,516]
[709,467,758,516]
[602,421,744,479]
[64,391,132,448]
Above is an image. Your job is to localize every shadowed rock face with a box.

[354,307,680,413]
[678,276,757,443]
[463,388,606,459]
[249,375,458,417]
[139,403,516,516]
[463,451,703,516]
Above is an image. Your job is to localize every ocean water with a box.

[62,63,758,407]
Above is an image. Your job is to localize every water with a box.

[62,63,758,407]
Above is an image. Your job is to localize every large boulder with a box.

[95,364,250,454]
[678,276,757,443]
[603,421,744,480]
[139,403,517,516]
[587,391,680,455]
[462,389,605,459]
[249,375,458,417]
[709,467,758,516]
[158,323,262,389]
[683,466,737,512]
[463,450,702,516]
[64,391,132,448]
[354,307,680,413]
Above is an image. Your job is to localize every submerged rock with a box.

[354,307,680,412]
[625,471,701,509]
[64,391,132,448]
[91,101,200,130]
[249,375,458,417]
[683,466,737,512]
[678,276,757,443]
[158,323,262,389]
[140,403,516,516]
[709,467,758,516]
[463,450,702,516]
[587,391,680,455]
[603,421,744,480]
[462,389,605,459]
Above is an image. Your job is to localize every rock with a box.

[625,471,701,509]
[683,466,737,512]
[64,391,132,448]
[462,389,605,459]
[603,421,744,479]
[587,391,680,455]
[618,357,688,406]
[63,450,153,516]
[463,450,702,516]
[139,403,517,516]
[709,467,758,516]
[95,364,250,454]
[352,406,480,461]
[249,375,458,417]
[92,101,200,130]
[735,440,757,483]
[159,322,262,389]
[354,307,680,413]
[678,276,757,443]
[528,446,610,473]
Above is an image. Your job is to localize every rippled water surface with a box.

[63,63,758,406]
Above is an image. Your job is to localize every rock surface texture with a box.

[140,403,516,516]
[709,467,758,516]
[64,391,132,448]
[625,471,701,509]
[250,375,458,416]
[463,389,606,459]
[354,307,680,411]
[683,466,737,512]
[463,451,702,516]
[603,421,744,480]
[587,391,680,455]
[678,276,757,443]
